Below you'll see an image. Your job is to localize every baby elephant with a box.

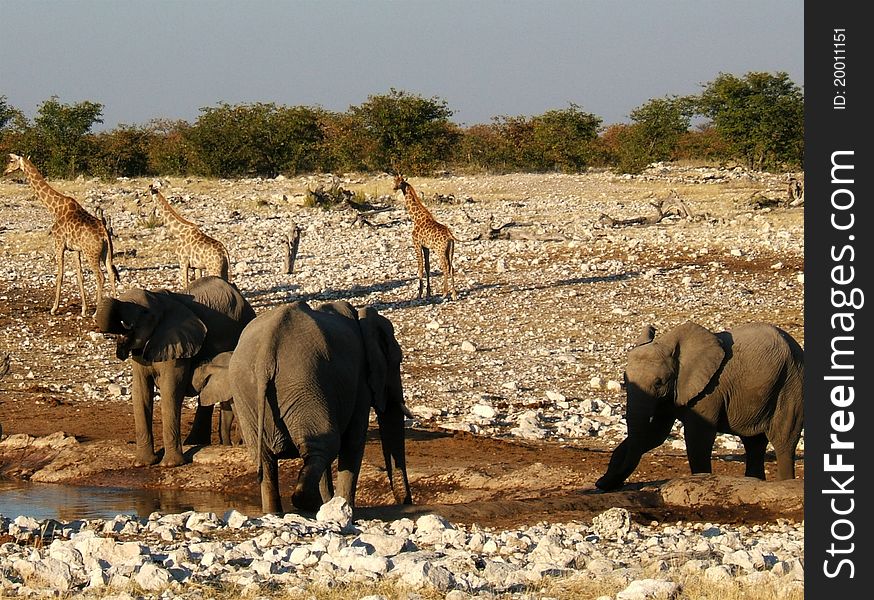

[596,321,804,491]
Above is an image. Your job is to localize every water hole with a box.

[0,480,263,522]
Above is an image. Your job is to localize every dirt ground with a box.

[0,169,805,529]
[0,285,803,528]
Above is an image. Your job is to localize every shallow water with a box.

[0,480,263,521]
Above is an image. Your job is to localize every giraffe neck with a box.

[402,182,434,225]
[20,158,80,218]
[151,189,197,236]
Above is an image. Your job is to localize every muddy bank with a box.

[0,432,803,528]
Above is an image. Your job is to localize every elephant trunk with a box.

[377,376,413,505]
[595,395,657,491]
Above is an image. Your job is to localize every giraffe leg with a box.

[422,246,432,298]
[443,241,457,301]
[415,246,425,299]
[51,243,65,315]
[105,242,117,294]
[89,253,105,316]
[181,258,190,289]
[74,252,88,316]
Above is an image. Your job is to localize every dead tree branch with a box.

[598,190,695,228]
[283,224,302,274]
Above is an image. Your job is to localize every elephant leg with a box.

[683,420,717,474]
[596,411,675,491]
[260,451,283,514]
[319,466,335,504]
[335,409,370,508]
[156,364,188,467]
[131,368,159,467]
[292,454,335,512]
[740,433,768,479]
[291,420,340,512]
[773,441,798,480]
[185,403,214,446]
[218,402,235,445]
[377,402,413,505]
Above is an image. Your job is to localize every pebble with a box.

[0,505,784,600]
[0,167,805,597]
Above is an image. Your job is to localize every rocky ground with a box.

[0,165,805,598]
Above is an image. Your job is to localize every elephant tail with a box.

[253,362,276,483]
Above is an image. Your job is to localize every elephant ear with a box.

[358,306,402,413]
[634,325,656,347]
[667,321,725,406]
[143,292,207,362]
[191,352,233,406]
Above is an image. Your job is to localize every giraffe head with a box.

[392,174,407,193]
[3,154,24,176]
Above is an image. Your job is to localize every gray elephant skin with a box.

[596,321,804,491]
[95,276,256,467]
[191,351,237,445]
[225,300,412,514]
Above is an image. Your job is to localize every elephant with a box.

[595,321,804,491]
[191,351,237,445]
[220,299,411,514]
[95,276,256,467]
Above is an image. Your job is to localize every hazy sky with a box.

[1,0,803,130]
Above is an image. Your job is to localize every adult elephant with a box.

[95,276,256,467]
[226,300,412,514]
[595,321,803,491]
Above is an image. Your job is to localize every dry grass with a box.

[62,571,804,600]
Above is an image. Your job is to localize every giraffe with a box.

[392,175,459,300]
[147,184,230,288]
[3,153,118,317]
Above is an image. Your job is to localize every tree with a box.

[694,72,803,170]
[33,96,104,178]
[609,97,691,174]
[0,96,31,158]
[187,103,324,178]
[92,125,154,178]
[145,119,198,176]
[628,97,691,160]
[349,89,457,174]
[529,103,602,172]
[0,96,16,130]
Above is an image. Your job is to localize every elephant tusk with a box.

[121,320,134,330]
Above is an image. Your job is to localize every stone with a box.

[316,496,353,530]
[616,578,680,600]
[134,562,174,591]
[592,507,634,540]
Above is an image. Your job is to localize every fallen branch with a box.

[598,190,695,228]
[480,216,566,241]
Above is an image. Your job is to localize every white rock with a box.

[545,390,566,402]
[471,404,496,419]
[134,562,173,591]
[460,340,477,353]
[592,507,634,540]
[223,509,250,529]
[316,496,353,530]
[606,379,623,392]
[616,578,680,599]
